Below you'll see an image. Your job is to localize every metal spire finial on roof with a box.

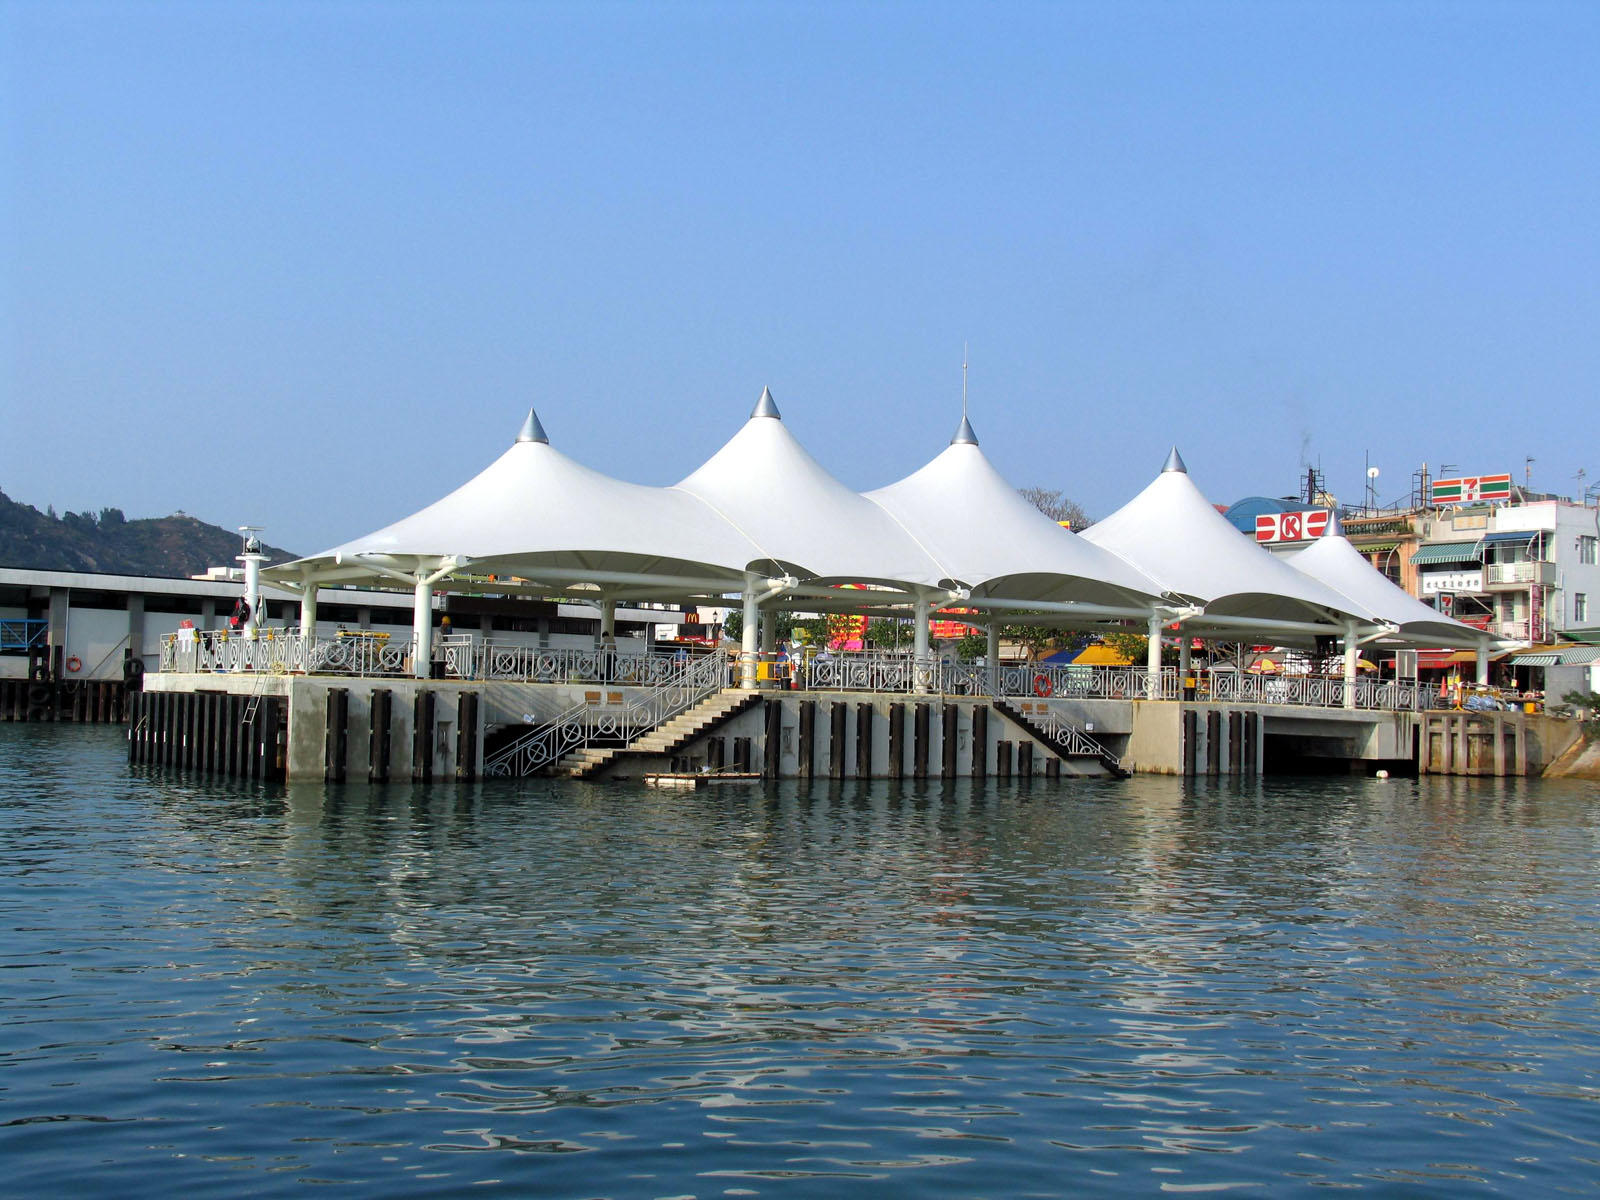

[751,386,781,419]
[1162,446,1188,474]
[1323,509,1344,538]
[951,344,978,444]
[516,408,549,444]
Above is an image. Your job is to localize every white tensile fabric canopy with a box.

[1081,448,1367,637]
[270,410,762,596]
[266,391,1487,651]
[864,416,1162,616]
[1279,515,1488,649]
[674,390,953,591]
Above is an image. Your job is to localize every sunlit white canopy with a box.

[674,389,953,592]
[1279,514,1490,649]
[268,409,764,597]
[1082,448,1367,636]
[865,416,1163,619]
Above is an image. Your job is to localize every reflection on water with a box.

[2,725,1598,1197]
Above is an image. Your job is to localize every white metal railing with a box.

[998,663,1181,701]
[162,632,720,684]
[442,638,705,685]
[1020,704,1126,774]
[158,633,1423,714]
[1487,562,1552,585]
[1207,672,1422,711]
[484,649,730,777]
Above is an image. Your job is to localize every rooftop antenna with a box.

[962,342,969,421]
[1525,455,1535,493]
[951,343,979,445]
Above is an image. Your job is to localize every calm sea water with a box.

[2,725,1598,1197]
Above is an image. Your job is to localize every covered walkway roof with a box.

[265,392,1495,651]
[1278,514,1488,650]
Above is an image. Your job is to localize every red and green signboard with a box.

[1431,474,1511,505]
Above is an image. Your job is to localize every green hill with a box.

[0,490,299,578]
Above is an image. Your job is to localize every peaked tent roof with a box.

[674,390,953,590]
[1278,515,1490,649]
[1082,448,1365,630]
[865,417,1162,612]
[269,409,763,592]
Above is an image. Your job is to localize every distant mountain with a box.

[0,490,300,578]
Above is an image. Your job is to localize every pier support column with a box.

[913,596,931,694]
[1476,638,1491,686]
[1146,612,1162,699]
[412,577,433,679]
[760,609,777,654]
[300,585,318,641]
[1178,634,1192,699]
[600,597,616,645]
[740,579,759,689]
[1343,620,1359,709]
[986,622,1000,695]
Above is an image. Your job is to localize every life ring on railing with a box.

[1032,674,1053,698]
[65,656,82,673]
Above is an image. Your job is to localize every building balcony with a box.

[1486,561,1556,588]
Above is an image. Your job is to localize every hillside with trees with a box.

[0,489,298,579]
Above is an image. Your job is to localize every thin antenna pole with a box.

[962,342,969,419]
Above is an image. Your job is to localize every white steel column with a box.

[300,586,318,641]
[1178,632,1191,684]
[599,598,616,646]
[986,621,1000,695]
[740,579,759,689]
[1145,612,1162,698]
[1342,620,1359,709]
[913,595,931,693]
[1476,638,1491,686]
[412,577,433,679]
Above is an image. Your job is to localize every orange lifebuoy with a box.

[1033,674,1053,698]
[65,656,83,673]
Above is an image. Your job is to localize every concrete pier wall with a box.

[139,674,1580,781]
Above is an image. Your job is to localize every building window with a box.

[1580,536,1598,566]
[1577,593,1589,623]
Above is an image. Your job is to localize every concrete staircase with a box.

[555,689,760,779]
[992,698,1130,779]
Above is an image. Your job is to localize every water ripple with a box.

[1,726,1598,1196]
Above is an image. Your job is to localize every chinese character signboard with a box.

[1255,509,1330,543]
[1431,474,1511,505]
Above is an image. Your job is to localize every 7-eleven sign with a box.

[1255,509,1330,543]
[1431,474,1511,505]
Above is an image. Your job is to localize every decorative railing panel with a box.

[157,632,1422,714]
[483,649,729,778]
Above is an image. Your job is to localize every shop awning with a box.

[1510,652,1560,667]
[1483,530,1541,546]
[1559,646,1600,665]
[1351,540,1401,555]
[1410,541,1482,566]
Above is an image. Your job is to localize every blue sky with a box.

[3,1,1596,556]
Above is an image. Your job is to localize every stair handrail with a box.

[1000,699,1126,776]
[483,700,591,777]
[484,649,730,778]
